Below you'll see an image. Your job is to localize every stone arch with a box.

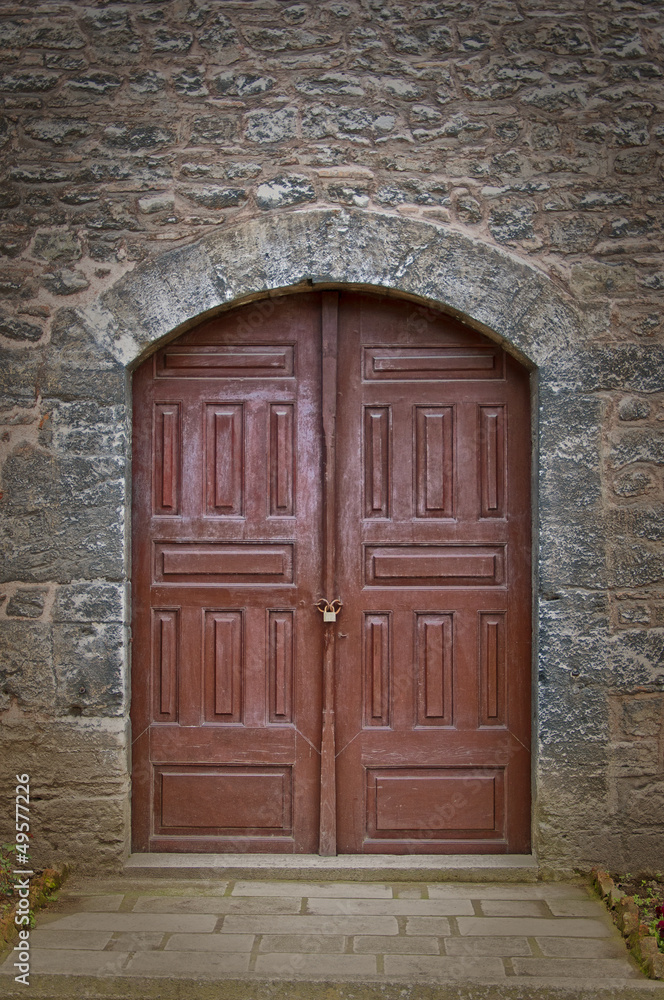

[74,209,598,868]
[77,209,583,369]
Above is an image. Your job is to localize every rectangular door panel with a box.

[416,613,453,727]
[367,768,504,836]
[155,543,294,584]
[157,345,295,378]
[203,610,243,724]
[206,404,243,516]
[365,545,505,587]
[268,610,294,723]
[363,347,505,381]
[153,403,180,515]
[415,406,454,519]
[156,766,292,834]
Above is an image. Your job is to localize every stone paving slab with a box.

[305,897,475,915]
[232,880,394,897]
[1,874,657,998]
[132,894,302,914]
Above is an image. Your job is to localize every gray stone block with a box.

[539,517,608,589]
[0,621,54,710]
[53,623,125,716]
[542,347,664,392]
[6,588,47,618]
[54,583,124,624]
[0,508,124,584]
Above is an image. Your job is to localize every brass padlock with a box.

[316,598,342,623]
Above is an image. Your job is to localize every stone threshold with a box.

[123,852,540,882]
[3,976,664,1000]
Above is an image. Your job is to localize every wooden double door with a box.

[131,291,531,854]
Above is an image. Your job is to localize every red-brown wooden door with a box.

[131,295,325,852]
[334,295,531,853]
[131,291,531,854]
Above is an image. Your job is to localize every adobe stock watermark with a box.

[12,774,32,987]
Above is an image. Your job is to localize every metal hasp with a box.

[316,598,343,623]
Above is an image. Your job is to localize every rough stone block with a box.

[0,620,54,710]
[6,588,47,618]
[54,583,124,624]
[41,401,127,457]
[53,622,125,716]
[245,108,298,143]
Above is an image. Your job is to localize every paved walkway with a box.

[2,874,663,998]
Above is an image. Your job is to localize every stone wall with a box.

[0,0,663,873]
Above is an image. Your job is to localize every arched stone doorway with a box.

[130,288,531,855]
[72,209,592,867]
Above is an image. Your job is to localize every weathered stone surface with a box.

[40,400,127,457]
[610,429,664,467]
[151,28,193,54]
[255,175,316,209]
[0,507,124,584]
[129,70,165,94]
[0,314,43,342]
[67,72,122,94]
[539,391,603,512]
[543,348,664,393]
[54,583,124,624]
[23,118,94,145]
[296,73,364,97]
[618,396,650,421]
[6,589,47,618]
[32,232,82,262]
[213,71,274,97]
[244,28,338,52]
[2,445,124,514]
[183,186,246,209]
[173,70,208,97]
[0,71,60,92]
[41,269,90,295]
[489,203,534,242]
[137,192,175,214]
[613,467,657,498]
[245,108,298,143]
[0,715,129,871]
[0,621,55,711]
[103,125,176,150]
[302,105,395,139]
[53,623,125,716]
[190,115,238,145]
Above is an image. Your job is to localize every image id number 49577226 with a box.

[13,774,32,986]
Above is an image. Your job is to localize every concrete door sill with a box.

[123,852,540,881]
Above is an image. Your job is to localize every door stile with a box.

[319,291,339,856]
